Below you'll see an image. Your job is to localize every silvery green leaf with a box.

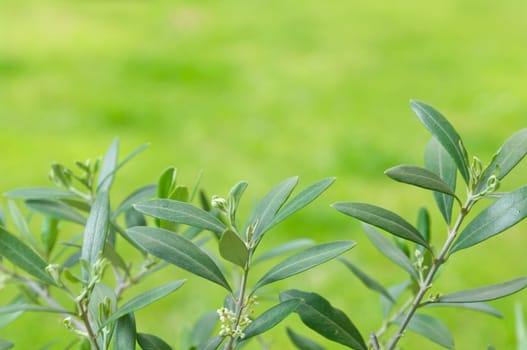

[410,100,470,184]
[438,277,527,303]
[253,241,356,292]
[516,303,527,350]
[451,185,527,253]
[4,187,75,199]
[0,304,71,315]
[385,165,458,200]
[97,138,119,192]
[134,199,225,234]
[25,199,86,225]
[392,313,454,349]
[113,184,157,219]
[252,238,314,265]
[127,226,231,291]
[242,299,301,340]
[423,302,503,318]
[362,224,419,281]
[248,176,298,243]
[0,226,57,286]
[7,200,41,253]
[425,138,457,225]
[81,191,110,280]
[280,289,366,350]
[286,328,326,350]
[332,202,429,249]
[339,258,394,302]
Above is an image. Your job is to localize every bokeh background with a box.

[1,0,527,348]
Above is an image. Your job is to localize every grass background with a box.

[1,0,527,348]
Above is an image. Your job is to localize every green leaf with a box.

[516,303,527,350]
[253,241,356,292]
[127,226,231,291]
[286,328,325,350]
[97,138,119,192]
[0,340,14,350]
[416,207,431,245]
[0,296,26,328]
[189,312,218,349]
[381,281,411,319]
[268,177,336,230]
[410,100,470,184]
[249,176,299,243]
[242,299,301,340]
[88,283,117,333]
[103,280,185,326]
[25,199,86,225]
[280,289,366,350]
[438,277,527,303]
[7,200,42,254]
[339,258,394,302]
[134,199,226,234]
[0,206,5,227]
[81,191,110,280]
[41,217,59,256]
[125,208,146,228]
[137,333,172,350]
[332,202,429,248]
[114,313,137,350]
[361,224,419,281]
[157,167,177,198]
[196,337,224,350]
[0,226,57,285]
[113,184,157,219]
[252,238,314,265]
[0,304,72,315]
[451,185,527,253]
[393,313,454,349]
[218,229,248,267]
[385,165,458,200]
[423,302,503,318]
[480,128,527,191]
[4,187,75,199]
[425,138,457,224]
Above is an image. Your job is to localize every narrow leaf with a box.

[134,199,226,234]
[410,100,470,184]
[280,289,367,350]
[137,333,172,350]
[332,202,429,248]
[268,177,335,229]
[242,299,300,340]
[81,191,110,280]
[97,138,119,192]
[0,226,57,285]
[416,207,431,245]
[253,241,356,292]
[393,313,454,349]
[425,138,457,224]
[103,280,185,326]
[286,328,325,350]
[218,229,248,267]
[423,302,503,318]
[249,176,299,243]
[127,226,231,291]
[252,238,314,265]
[157,167,177,198]
[189,312,218,349]
[0,304,71,315]
[362,224,419,281]
[7,200,41,253]
[0,296,26,328]
[451,185,527,253]
[25,199,86,225]
[196,337,224,350]
[381,281,411,319]
[385,165,458,199]
[41,217,59,255]
[516,303,527,350]
[114,313,137,350]
[113,184,157,219]
[4,187,75,199]
[480,128,527,191]
[438,277,527,303]
[339,258,394,302]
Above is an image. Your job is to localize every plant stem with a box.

[77,299,101,350]
[224,262,250,350]
[385,199,475,350]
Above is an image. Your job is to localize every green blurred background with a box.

[1,0,527,348]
